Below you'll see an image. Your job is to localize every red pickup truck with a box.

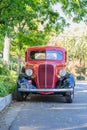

[16,46,75,103]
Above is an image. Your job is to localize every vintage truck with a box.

[16,46,75,103]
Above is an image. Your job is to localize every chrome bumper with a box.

[18,88,73,93]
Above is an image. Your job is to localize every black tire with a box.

[16,90,29,101]
[65,88,74,103]
[65,94,73,103]
[16,83,23,101]
[16,90,23,101]
[16,79,29,101]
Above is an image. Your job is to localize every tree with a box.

[59,0,87,23]
[3,34,10,64]
[0,34,4,52]
[53,23,87,77]
[11,29,49,73]
[0,0,64,34]
[0,0,87,68]
[0,0,65,65]
[1,0,87,33]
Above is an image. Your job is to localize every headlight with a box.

[25,69,33,76]
[59,69,67,77]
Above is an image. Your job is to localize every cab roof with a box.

[26,46,66,52]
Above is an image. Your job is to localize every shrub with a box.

[76,76,85,80]
[0,66,17,97]
[0,81,8,97]
[0,64,10,75]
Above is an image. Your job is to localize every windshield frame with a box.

[29,50,64,61]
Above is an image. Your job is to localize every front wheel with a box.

[16,90,23,101]
[65,89,74,103]
[17,91,29,101]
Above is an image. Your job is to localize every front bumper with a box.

[18,88,73,92]
[18,84,73,93]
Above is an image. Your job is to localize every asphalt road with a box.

[0,82,87,130]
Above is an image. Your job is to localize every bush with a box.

[0,63,17,97]
[76,76,85,80]
[0,82,8,97]
[0,75,16,97]
[0,64,10,75]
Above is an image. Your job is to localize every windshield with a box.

[30,50,63,60]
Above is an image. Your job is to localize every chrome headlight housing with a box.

[25,69,33,76]
[59,69,67,77]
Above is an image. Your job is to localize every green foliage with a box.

[0,34,4,51]
[0,0,87,83]
[60,0,87,23]
[76,76,85,80]
[75,66,86,75]
[0,75,16,97]
[0,61,16,97]
[0,64,10,75]
[0,0,58,34]
[1,0,87,35]
[0,82,8,97]
[11,30,48,57]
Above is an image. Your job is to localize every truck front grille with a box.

[38,64,54,88]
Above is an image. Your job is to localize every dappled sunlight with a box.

[76,90,87,93]
[18,103,87,112]
[76,82,87,85]
[48,103,87,110]
[75,83,87,95]
[19,126,45,130]
[19,123,87,130]
[58,123,87,130]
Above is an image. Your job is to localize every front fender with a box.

[66,74,75,87]
[57,73,75,88]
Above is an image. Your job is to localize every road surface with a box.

[0,82,87,130]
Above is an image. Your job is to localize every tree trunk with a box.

[3,34,10,64]
[17,54,22,74]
